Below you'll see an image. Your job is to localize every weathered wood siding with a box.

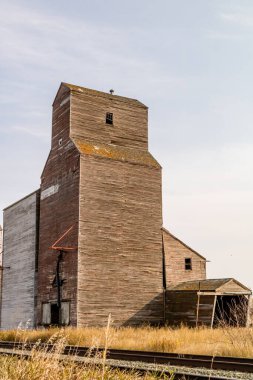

[1,191,39,329]
[0,225,2,266]
[218,280,250,294]
[163,230,206,287]
[0,225,3,324]
[68,84,164,326]
[37,88,79,326]
[70,88,148,150]
[165,291,215,327]
[78,155,163,326]
[38,83,164,327]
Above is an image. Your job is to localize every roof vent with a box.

[109,89,114,95]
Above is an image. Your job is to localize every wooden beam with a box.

[211,295,217,328]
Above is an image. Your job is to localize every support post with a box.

[196,281,201,327]
[211,295,217,328]
[246,295,251,327]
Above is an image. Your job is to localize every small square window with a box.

[185,258,192,270]
[106,112,113,124]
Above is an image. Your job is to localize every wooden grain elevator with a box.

[1,82,251,330]
[37,83,164,327]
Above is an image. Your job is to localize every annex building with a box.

[0,83,251,329]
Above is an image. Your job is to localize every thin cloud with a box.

[11,126,48,139]
[206,31,243,40]
[0,3,156,73]
[220,7,253,28]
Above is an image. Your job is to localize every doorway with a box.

[213,295,249,327]
[50,303,60,325]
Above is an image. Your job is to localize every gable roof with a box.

[168,278,251,293]
[162,227,206,261]
[53,82,147,109]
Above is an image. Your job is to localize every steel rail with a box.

[0,341,252,374]
[0,346,241,380]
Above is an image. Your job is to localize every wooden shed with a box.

[166,278,251,327]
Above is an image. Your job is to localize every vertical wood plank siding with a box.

[37,88,79,326]
[163,230,206,287]
[1,191,39,329]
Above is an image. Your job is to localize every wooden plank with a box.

[162,230,206,287]
[38,84,164,327]
[165,291,215,327]
[211,295,217,328]
[77,154,164,326]
[71,91,148,150]
[1,191,39,329]
[218,279,251,294]
[37,89,79,327]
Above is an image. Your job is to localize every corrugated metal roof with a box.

[168,278,251,293]
[58,82,147,108]
[73,138,160,168]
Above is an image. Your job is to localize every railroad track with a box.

[0,340,252,379]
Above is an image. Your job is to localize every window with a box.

[185,258,192,270]
[106,112,113,124]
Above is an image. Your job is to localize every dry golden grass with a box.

[0,325,253,358]
[0,356,167,380]
[0,336,173,380]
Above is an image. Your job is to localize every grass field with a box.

[0,354,170,380]
[0,325,253,358]
[0,326,176,380]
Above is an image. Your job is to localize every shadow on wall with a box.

[122,292,164,327]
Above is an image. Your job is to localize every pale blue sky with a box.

[1,1,253,288]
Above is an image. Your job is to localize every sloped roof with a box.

[168,278,251,293]
[162,228,206,260]
[73,138,160,168]
[53,82,147,108]
[3,189,40,211]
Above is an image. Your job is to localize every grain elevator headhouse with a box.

[37,83,164,327]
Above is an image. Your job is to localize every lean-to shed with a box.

[166,278,251,327]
